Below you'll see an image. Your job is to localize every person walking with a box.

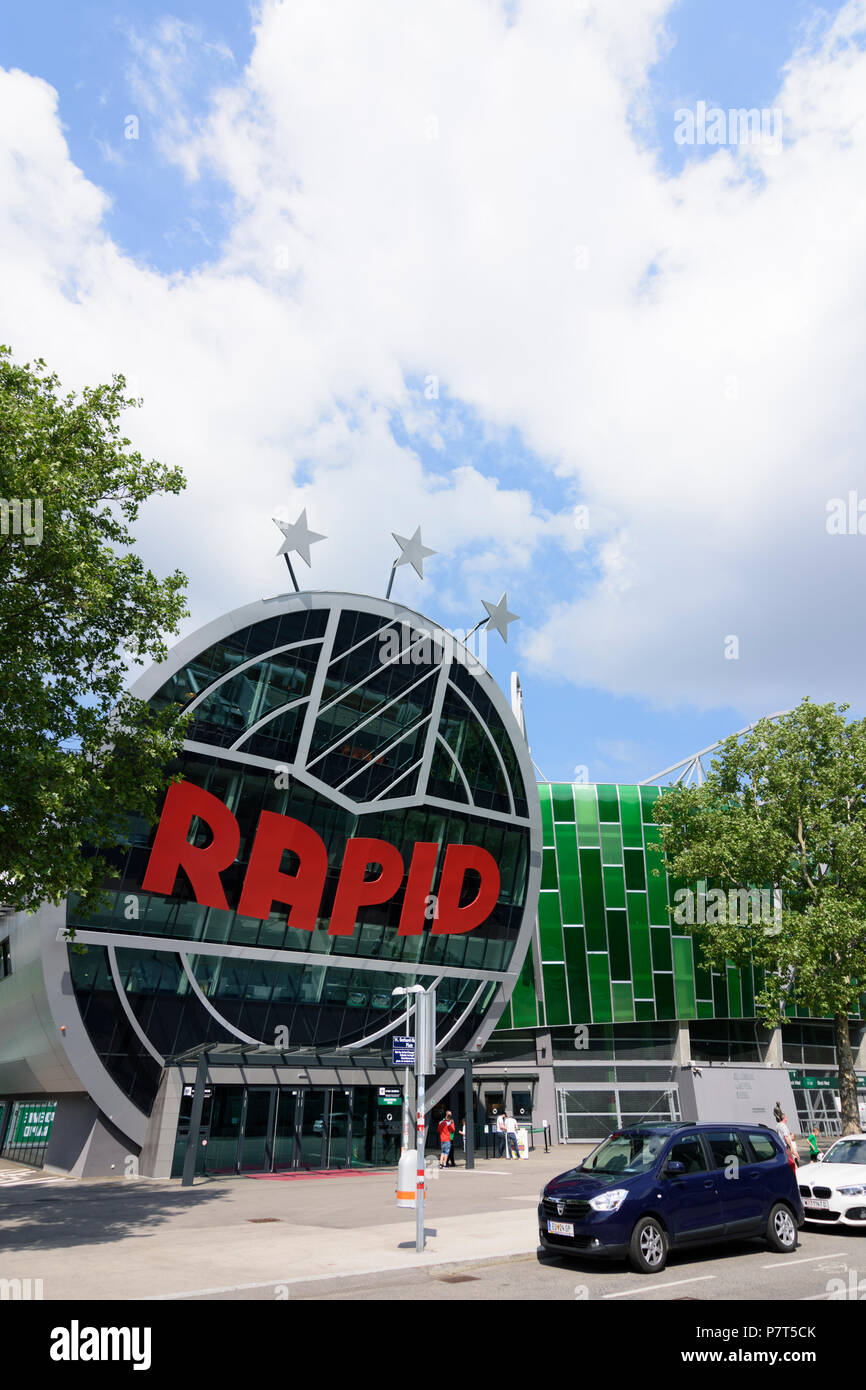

[776,1111,799,1166]
[495,1110,506,1158]
[447,1113,458,1167]
[504,1111,520,1160]
[438,1110,455,1170]
[807,1126,820,1160]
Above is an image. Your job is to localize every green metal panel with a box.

[612,981,635,1022]
[579,848,606,951]
[541,847,559,891]
[672,937,697,1018]
[628,920,653,1001]
[564,927,591,1023]
[602,866,626,910]
[623,849,647,891]
[726,965,742,1018]
[543,964,570,1025]
[538,891,564,962]
[606,909,631,979]
[654,972,676,1020]
[640,785,661,822]
[554,823,583,923]
[650,926,672,971]
[635,999,656,1021]
[619,786,644,849]
[539,782,554,847]
[552,783,575,823]
[596,784,620,823]
[626,891,649,929]
[741,964,755,1017]
[587,954,613,1023]
[510,949,538,1028]
[644,830,669,925]
[600,823,623,865]
[573,784,600,846]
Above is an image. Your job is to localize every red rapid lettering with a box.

[237,810,328,931]
[328,837,406,936]
[432,843,501,934]
[398,842,439,935]
[142,781,240,910]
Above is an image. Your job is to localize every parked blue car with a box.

[538,1122,805,1274]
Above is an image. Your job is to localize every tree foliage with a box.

[653,699,866,1133]
[0,347,189,914]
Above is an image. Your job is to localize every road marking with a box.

[603,1275,715,1299]
[762,1252,854,1269]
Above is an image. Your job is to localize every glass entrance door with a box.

[205,1085,243,1174]
[272,1090,298,1171]
[298,1089,327,1169]
[326,1090,351,1169]
[240,1088,275,1172]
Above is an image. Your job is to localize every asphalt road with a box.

[220,1227,866,1300]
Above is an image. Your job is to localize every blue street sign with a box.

[393,1035,415,1066]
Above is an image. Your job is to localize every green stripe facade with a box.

[498,783,762,1031]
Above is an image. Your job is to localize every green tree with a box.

[0,347,189,915]
[653,699,866,1135]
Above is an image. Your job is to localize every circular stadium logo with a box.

[67,592,542,1109]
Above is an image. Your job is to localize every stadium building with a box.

[1,585,864,1176]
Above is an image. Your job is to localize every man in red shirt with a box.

[438,1111,455,1169]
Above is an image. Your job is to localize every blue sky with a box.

[1,0,863,787]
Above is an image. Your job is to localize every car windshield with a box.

[824,1139,866,1165]
[581,1132,665,1175]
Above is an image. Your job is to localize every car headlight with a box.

[589,1188,629,1212]
[838,1185,866,1196]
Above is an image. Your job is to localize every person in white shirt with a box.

[504,1112,520,1160]
[776,1112,799,1165]
[495,1111,506,1158]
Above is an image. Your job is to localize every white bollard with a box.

[396,1148,417,1207]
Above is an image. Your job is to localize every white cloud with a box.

[2,0,866,715]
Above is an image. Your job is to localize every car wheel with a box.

[628,1216,668,1274]
[766,1203,797,1253]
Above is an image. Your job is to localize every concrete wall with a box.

[42,1094,140,1178]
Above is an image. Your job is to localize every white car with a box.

[797,1134,866,1228]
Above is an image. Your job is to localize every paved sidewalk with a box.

[0,1148,586,1301]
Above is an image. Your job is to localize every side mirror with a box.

[817,1152,824,1162]
[665,1160,685,1177]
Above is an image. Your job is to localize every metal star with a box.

[274,509,326,567]
[391,526,437,579]
[482,593,519,643]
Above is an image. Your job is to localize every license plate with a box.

[547,1220,574,1237]
[805,1198,829,1210]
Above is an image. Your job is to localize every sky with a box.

[1,0,864,785]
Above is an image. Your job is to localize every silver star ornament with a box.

[482,593,519,643]
[274,509,327,566]
[391,526,437,579]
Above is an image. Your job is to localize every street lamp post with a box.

[392,985,424,1154]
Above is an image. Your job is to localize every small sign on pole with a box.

[393,1036,415,1067]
